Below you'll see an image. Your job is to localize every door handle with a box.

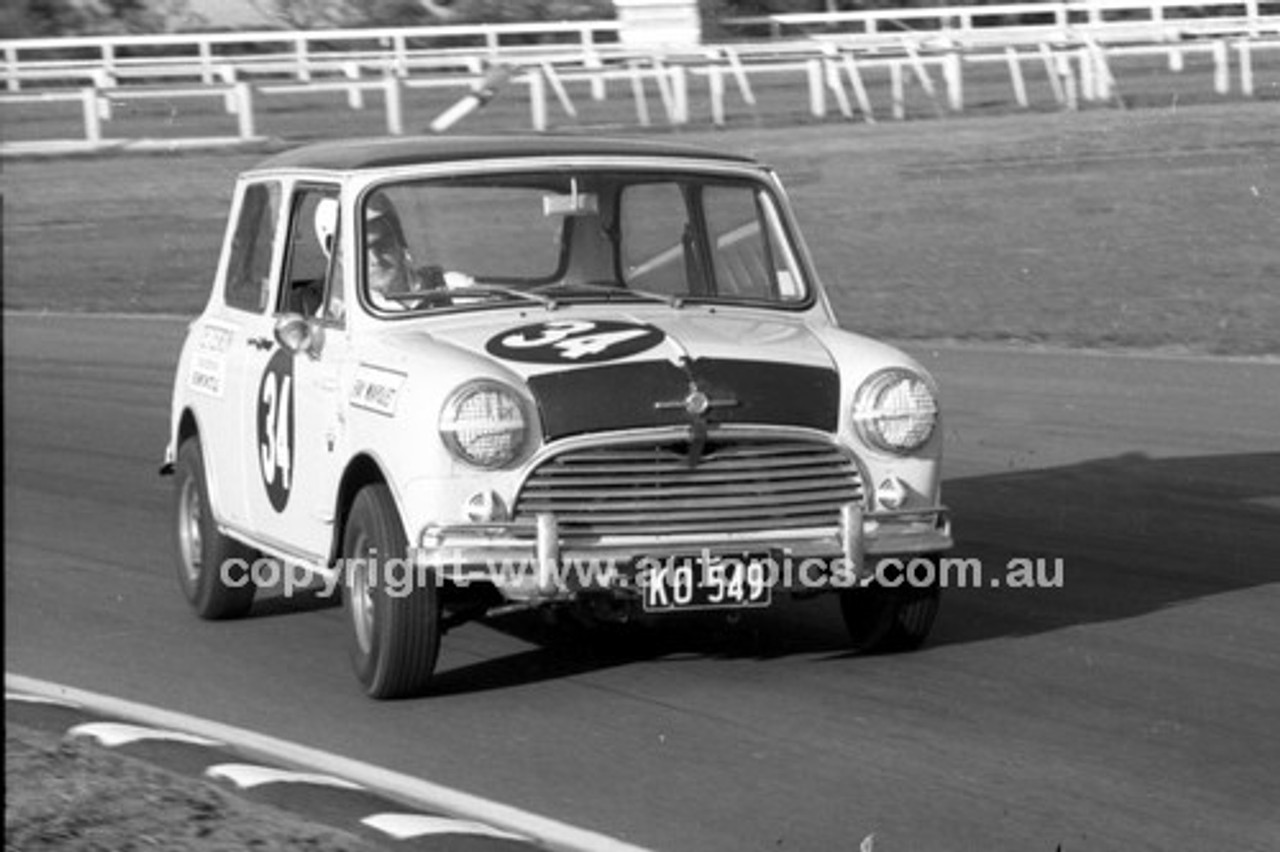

[247,336,273,351]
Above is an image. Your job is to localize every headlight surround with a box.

[439,380,533,469]
[852,368,938,455]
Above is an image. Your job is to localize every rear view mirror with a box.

[543,191,598,217]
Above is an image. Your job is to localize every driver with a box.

[364,192,476,309]
[364,192,432,308]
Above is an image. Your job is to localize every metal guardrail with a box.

[2,4,1278,151]
[1,20,624,92]
[720,0,1277,42]
[4,2,1278,94]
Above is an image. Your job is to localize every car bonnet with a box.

[428,309,840,441]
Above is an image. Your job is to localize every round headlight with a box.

[439,381,531,469]
[853,368,938,454]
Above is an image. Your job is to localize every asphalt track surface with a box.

[5,313,1279,851]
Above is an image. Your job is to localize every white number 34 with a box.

[500,320,647,361]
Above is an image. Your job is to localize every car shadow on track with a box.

[924,449,1280,649]
[421,451,1280,692]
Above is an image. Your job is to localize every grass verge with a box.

[2,103,1277,355]
[5,722,381,851]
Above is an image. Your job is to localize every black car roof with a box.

[253,135,758,172]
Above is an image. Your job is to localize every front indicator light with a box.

[876,476,908,510]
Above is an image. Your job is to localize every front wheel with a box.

[342,483,441,699]
[173,437,257,620]
[839,562,941,654]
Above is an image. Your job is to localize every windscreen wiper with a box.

[531,281,685,309]
[383,284,556,309]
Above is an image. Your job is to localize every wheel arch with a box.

[172,408,232,530]
[330,453,397,562]
[177,407,200,450]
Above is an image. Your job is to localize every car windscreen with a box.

[358,170,810,315]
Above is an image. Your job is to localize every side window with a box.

[619,182,690,296]
[224,182,281,313]
[280,187,340,319]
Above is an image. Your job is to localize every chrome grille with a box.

[515,437,865,539]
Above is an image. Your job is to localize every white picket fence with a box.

[2,2,1278,147]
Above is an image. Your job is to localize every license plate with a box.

[640,552,773,612]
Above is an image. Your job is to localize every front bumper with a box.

[412,503,951,602]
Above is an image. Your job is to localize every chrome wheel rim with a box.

[177,476,202,586]
[349,534,375,655]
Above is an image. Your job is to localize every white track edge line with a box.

[6,672,655,852]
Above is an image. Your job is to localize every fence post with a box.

[628,61,651,127]
[1006,47,1028,108]
[218,66,237,113]
[824,55,853,119]
[102,43,117,87]
[1212,40,1230,95]
[838,52,873,123]
[5,45,19,92]
[586,48,606,101]
[295,36,311,82]
[540,61,577,118]
[344,62,364,109]
[1079,45,1096,101]
[384,73,404,135]
[1237,40,1253,97]
[198,40,214,85]
[1056,51,1078,110]
[942,50,963,112]
[671,63,688,124]
[1085,38,1115,102]
[890,61,905,120]
[235,82,256,139]
[710,62,727,126]
[529,67,548,131]
[91,69,112,120]
[723,47,756,107]
[651,57,677,122]
[393,34,408,77]
[580,25,606,101]
[81,87,102,143]
[1040,44,1065,105]
[806,59,825,118]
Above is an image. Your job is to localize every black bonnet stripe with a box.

[527,358,839,441]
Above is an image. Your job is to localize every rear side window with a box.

[224,182,281,313]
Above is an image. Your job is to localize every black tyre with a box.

[342,483,441,699]
[173,437,257,620]
[840,562,941,654]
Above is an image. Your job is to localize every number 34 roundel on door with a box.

[257,349,294,512]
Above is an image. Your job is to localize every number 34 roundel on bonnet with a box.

[161,135,951,699]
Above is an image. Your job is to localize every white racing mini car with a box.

[162,136,952,698]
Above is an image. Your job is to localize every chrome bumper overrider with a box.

[411,503,952,602]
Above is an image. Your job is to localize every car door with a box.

[241,184,347,563]
[194,178,285,535]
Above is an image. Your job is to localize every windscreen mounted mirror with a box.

[543,178,598,217]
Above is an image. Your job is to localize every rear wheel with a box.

[342,483,441,699]
[173,437,256,620]
[840,560,941,654]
